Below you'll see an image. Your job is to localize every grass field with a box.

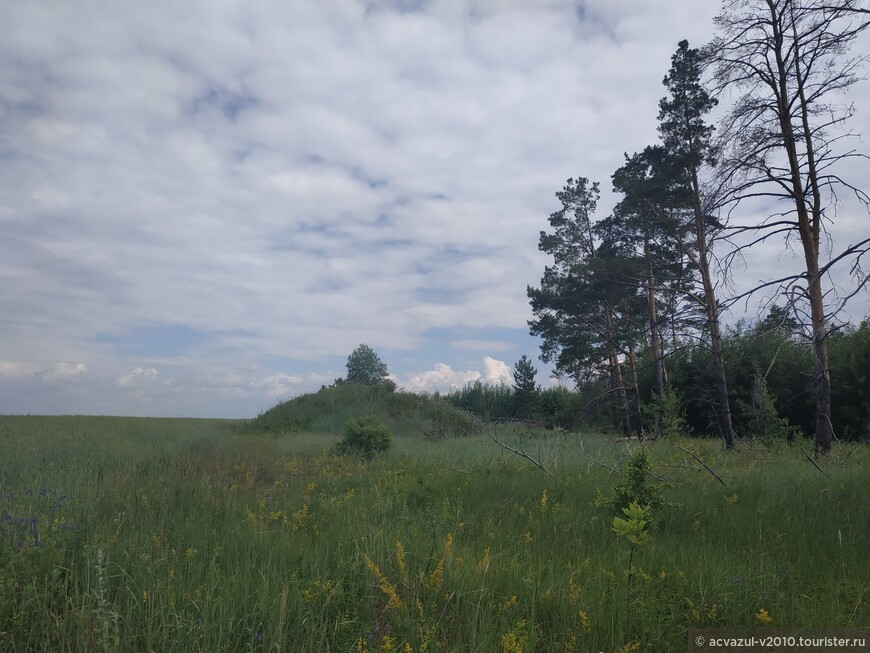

[1,409,868,652]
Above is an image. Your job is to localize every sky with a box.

[2,1,869,418]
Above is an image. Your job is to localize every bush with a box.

[596,449,665,526]
[335,415,393,459]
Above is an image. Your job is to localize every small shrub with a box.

[335,415,393,459]
[596,449,665,525]
[738,374,796,443]
[643,387,687,439]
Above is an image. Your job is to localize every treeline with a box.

[526,4,870,452]
[444,315,870,442]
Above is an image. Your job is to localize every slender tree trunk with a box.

[626,339,645,440]
[644,238,667,398]
[605,302,632,439]
[689,169,736,448]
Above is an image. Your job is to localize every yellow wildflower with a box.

[428,559,444,591]
[363,554,403,609]
[395,540,407,576]
[500,619,527,653]
[478,547,491,573]
[756,608,773,624]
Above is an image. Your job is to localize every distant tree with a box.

[345,344,391,386]
[512,355,540,420]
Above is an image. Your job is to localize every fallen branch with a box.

[579,435,623,476]
[676,445,726,486]
[482,421,552,475]
[800,447,831,478]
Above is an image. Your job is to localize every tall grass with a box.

[1,414,867,651]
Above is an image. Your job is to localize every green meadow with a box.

[1,389,868,652]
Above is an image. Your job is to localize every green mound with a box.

[245,383,480,438]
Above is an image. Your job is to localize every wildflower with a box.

[523,531,533,543]
[725,494,739,503]
[502,595,518,611]
[444,532,453,560]
[253,632,265,642]
[616,642,641,653]
[395,540,406,576]
[755,608,773,624]
[539,490,548,512]
[568,576,581,605]
[500,619,527,653]
[428,559,444,591]
[143,590,148,602]
[185,547,198,559]
[364,554,403,609]
[477,547,491,573]
[578,610,591,633]
[380,634,395,651]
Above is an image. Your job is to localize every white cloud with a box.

[481,356,512,385]
[115,367,159,388]
[36,362,88,384]
[402,356,512,393]
[404,363,481,393]
[0,362,31,379]
[249,372,302,398]
[0,1,867,417]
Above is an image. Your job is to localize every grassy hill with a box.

[244,383,481,438]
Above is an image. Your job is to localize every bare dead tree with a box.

[709,0,870,453]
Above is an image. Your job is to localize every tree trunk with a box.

[690,169,736,448]
[626,339,645,440]
[769,6,833,453]
[604,302,633,439]
[644,238,667,398]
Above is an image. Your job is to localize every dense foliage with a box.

[341,343,393,388]
[335,415,393,458]
[446,317,870,442]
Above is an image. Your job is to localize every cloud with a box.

[404,363,481,393]
[0,1,867,417]
[0,362,31,379]
[115,367,159,388]
[36,362,88,384]
[402,356,512,393]
[249,372,303,398]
